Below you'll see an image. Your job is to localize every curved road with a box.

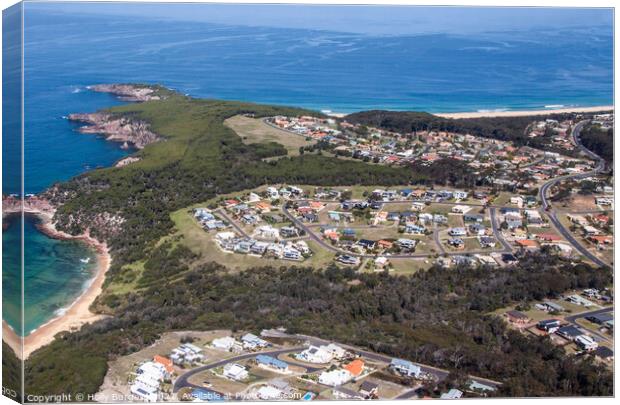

[538,120,608,268]
[172,346,310,393]
[282,205,510,259]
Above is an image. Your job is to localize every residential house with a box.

[556,325,583,341]
[536,319,561,333]
[396,238,417,250]
[449,227,467,237]
[440,389,463,399]
[516,239,538,250]
[452,205,471,214]
[504,213,523,229]
[464,213,484,223]
[283,247,302,261]
[575,335,598,351]
[223,363,249,381]
[318,369,352,387]
[585,313,613,325]
[211,336,241,352]
[280,226,299,238]
[241,333,269,350]
[448,238,465,249]
[343,359,364,379]
[154,355,175,374]
[525,210,543,225]
[469,224,486,236]
[257,386,284,400]
[356,239,376,251]
[256,355,289,372]
[296,346,334,364]
[337,255,360,266]
[478,236,496,248]
[453,191,468,200]
[359,381,379,398]
[505,310,530,325]
[390,358,422,378]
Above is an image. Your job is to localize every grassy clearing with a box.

[224,115,314,156]
[105,261,145,295]
[390,258,433,275]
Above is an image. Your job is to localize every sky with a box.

[24,2,614,36]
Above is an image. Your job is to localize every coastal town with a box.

[96,280,613,404]
[173,111,614,274]
[98,328,503,402]
[2,1,616,401]
[2,80,613,402]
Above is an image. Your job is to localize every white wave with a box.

[476,108,508,113]
[53,307,68,317]
[544,104,565,109]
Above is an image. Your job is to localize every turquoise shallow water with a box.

[2,214,97,336]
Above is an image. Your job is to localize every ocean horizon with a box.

[16,8,613,194]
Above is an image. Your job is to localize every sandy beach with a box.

[435,105,613,119]
[327,105,613,119]
[2,207,111,359]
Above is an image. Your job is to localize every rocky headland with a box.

[88,83,165,102]
[67,112,160,149]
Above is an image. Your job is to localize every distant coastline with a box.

[434,105,614,119]
[325,105,614,119]
[2,203,111,359]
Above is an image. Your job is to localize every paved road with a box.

[564,307,613,343]
[172,346,308,393]
[565,307,612,324]
[282,205,508,259]
[295,334,500,390]
[489,207,512,252]
[432,223,446,254]
[538,120,608,268]
[215,209,251,238]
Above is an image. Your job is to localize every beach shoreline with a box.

[2,207,111,359]
[434,105,614,119]
[327,105,613,119]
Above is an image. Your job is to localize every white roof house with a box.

[241,333,269,349]
[323,343,347,359]
[575,335,598,351]
[318,369,352,387]
[296,345,334,364]
[440,389,464,399]
[130,382,159,402]
[137,362,167,381]
[223,363,249,381]
[211,336,238,351]
[257,385,284,400]
[256,225,280,240]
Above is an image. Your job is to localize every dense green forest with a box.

[14,89,611,399]
[579,123,613,164]
[2,342,22,402]
[24,250,612,398]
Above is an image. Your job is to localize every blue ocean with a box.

[2,5,614,334]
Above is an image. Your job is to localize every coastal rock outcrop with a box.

[88,84,164,102]
[67,113,160,149]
